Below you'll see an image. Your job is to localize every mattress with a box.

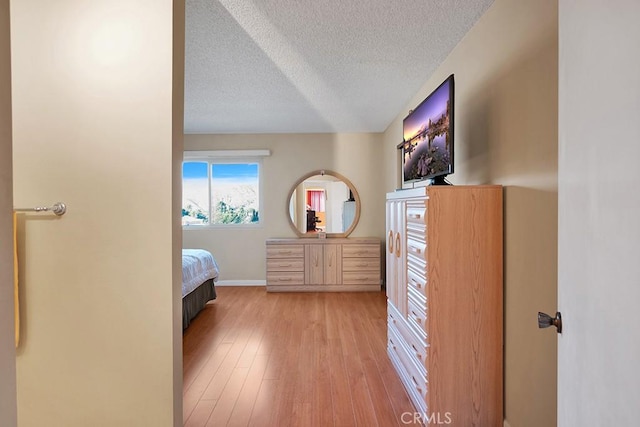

[182,249,219,297]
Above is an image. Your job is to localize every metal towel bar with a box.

[13,202,66,216]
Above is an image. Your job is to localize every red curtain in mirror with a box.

[306,190,325,212]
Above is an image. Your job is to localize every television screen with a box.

[401,74,454,185]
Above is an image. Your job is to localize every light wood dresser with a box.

[386,185,503,425]
[265,238,381,292]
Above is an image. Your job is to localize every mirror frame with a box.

[286,169,361,238]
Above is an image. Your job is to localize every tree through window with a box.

[182,160,261,226]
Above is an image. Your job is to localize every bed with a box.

[182,249,219,330]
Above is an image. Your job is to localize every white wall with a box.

[11,1,183,426]
[0,0,17,425]
[382,0,558,426]
[558,1,640,425]
[183,133,384,281]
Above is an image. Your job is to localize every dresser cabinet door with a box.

[323,244,341,285]
[306,245,324,284]
[305,243,342,285]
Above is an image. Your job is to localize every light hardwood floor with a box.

[183,286,422,426]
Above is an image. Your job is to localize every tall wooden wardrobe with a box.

[386,185,503,426]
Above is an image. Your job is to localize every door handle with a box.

[538,311,562,334]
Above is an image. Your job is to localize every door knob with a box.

[538,311,562,334]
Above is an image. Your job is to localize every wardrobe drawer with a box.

[267,258,304,271]
[407,267,427,298]
[388,303,427,365]
[266,245,304,259]
[407,237,427,261]
[407,295,428,335]
[406,203,427,226]
[407,223,426,242]
[388,325,428,401]
[407,250,427,273]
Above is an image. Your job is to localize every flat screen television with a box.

[399,74,454,186]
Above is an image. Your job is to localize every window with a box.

[182,154,263,226]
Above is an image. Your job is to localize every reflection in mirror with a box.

[287,170,360,237]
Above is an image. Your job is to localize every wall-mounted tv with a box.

[399,74,454,186]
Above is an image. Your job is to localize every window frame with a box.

[182,150,269,229]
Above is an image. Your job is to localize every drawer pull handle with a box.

[279,277,292,282]
[278,250,292,254]
[278,263,292,268]
[412,377,424,394]
[409,213,421,219]
[411,343,422,359]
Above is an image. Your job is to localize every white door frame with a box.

[0,0,17,425]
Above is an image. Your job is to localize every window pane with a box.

[211,163,259,224]
[182,162,209,225]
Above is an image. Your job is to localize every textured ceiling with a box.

[184,0,494,134]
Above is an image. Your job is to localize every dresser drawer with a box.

[342,257,380,271]
[343,271,379,285]
[266,245,304,259]
[267,258,304,271]
[266,271,304,285]
[342,244,379,258]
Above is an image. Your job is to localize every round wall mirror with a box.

[286,170,361,238]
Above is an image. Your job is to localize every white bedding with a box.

[182,249,219,297]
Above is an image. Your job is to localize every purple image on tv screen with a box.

[402,75,453,183]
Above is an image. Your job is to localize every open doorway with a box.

[306,189,326,232]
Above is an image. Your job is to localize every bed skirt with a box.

[183,278,217,330]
